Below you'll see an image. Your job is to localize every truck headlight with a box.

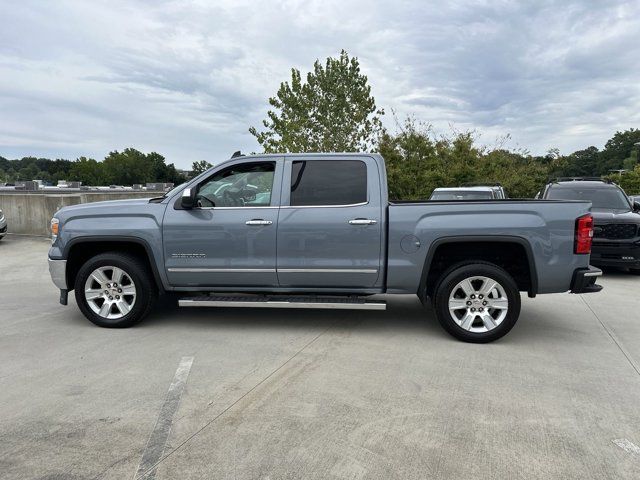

[51,218,60,243]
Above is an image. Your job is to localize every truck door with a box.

[163,158,283,287]
[276,156,382,288]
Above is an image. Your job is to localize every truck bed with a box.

[385,199,592,295]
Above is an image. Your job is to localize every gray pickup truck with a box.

[48,153,602,343]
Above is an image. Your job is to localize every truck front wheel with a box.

[434,262,521,343]
[74,252,157,328]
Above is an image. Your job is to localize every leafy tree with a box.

[99,148,186,185]
[250,50,383,153]
[378,118,444,200]
[556,146,600,177]
[68,157,104,185]
[601,128,640,173]
[102,148,149,185]
[18,164,39,181]
[379,116,549,199]
[0,150,185,186]
[482,150,548,198]
[622,149,639,171]
[191,160,213,176]
[607,165,640,195]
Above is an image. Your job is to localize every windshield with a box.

[430,190,494,200]
[546,186,631,210]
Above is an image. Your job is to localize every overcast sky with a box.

[1,0,639,168]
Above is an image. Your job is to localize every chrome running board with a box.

[178,294,386,311]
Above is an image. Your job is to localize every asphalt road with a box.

[1,235,639,479]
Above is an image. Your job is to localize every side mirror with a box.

[181,188,195,209]
[633,201,640,212]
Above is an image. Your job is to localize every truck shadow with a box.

[599,266,638,278]
[146,294,447,337]
[144,294,574,345]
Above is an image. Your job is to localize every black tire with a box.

[630,268,640,275]
[74,252,157,328]
[434,262,521,343]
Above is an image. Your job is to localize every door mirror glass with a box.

[633,200,640,212]
[181,188,195,209]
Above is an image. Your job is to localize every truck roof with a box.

[224,152,379,160]
[550,180,617,189]
[433,186,496,192]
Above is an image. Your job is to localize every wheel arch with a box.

[419,236,538,302]
[64,236,165,293]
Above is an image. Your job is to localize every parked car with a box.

[461,183,508,199]
[48,153,602,343]
[0,208,6,240]
[540,178,640,273]
[429,184,506,200]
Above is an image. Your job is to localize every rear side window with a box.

[290,160,367,206]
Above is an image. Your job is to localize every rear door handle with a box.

[246,219,273,226]
[348,218,377,225]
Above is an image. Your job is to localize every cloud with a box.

[0,0,639,167]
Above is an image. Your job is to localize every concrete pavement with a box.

[1,235,639,479]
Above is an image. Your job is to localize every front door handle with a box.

[246,219,273,226]
[348,218,377,225]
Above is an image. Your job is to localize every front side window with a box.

[196,162,275,207]
[290,160,367,206]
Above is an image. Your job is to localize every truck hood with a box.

[78,197,153,207]
[591,209,640,223]
[54,198,158,220]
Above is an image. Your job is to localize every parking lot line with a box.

[580,295,640,377]
[612,439,640,456]
[140,322,335,477]
[135,356,194,480]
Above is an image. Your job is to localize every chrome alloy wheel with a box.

[84,266,137,319]
[448,276,508,333]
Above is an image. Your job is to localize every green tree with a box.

[622,149,639,171]
[68,157,105,185]
[378,115,551,199]
[482,150,548,198]
[101,148,149,185]
[17,164,38,181]
[378,118,444,200]
[555,146,600,177]
[607,165,640,195]
[0,150,185,186]
[592,128,640,175]
[250,50,384,153]
[191,160,213,176]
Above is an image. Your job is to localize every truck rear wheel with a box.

[74,252,157,328]
[434,262,521,343]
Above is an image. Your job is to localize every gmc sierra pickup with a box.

[48,153,602,343]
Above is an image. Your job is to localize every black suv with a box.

[540,178,640,273]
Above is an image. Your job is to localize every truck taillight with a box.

[575,214,593,254]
